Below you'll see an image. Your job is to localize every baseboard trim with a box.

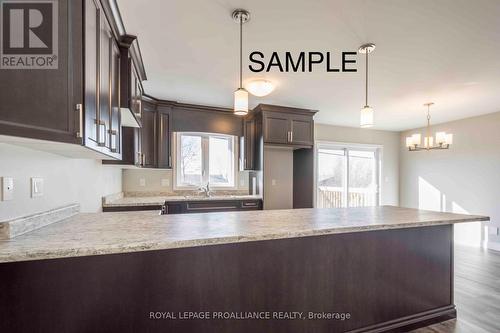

[347,305,456,333]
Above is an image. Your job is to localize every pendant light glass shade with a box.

[360,106,374,128]
[234,88,249,115]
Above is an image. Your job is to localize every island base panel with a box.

[0,225,454,332]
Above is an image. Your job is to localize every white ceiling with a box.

[117,0,500,131]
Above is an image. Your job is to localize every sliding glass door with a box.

[316,144,380,208]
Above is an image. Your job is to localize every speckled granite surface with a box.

[0,204,79,239]
[102,193,262,207]
[0,206,488,263]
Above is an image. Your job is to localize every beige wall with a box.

[315,123,400,206]
[263,147,294,210]
[399,111,500,250]
[0,143,122,221]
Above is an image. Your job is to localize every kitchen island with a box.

[0,206,488,332]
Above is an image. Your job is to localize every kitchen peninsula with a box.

[0,206,488,332]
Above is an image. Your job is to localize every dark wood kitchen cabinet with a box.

[139,101,157,168]
[162,199,263,215]
[0,0,146,160]
[240,118,256,170]
[119,35,145,125]
[157,107,172,169]
[255,104,317,148]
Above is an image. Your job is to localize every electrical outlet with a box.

[271,179,277,186]
[240,178,245,187]
[1,177,14,201]
[161,178,170,187]
[139,178,146,187]
[31,177,44,198]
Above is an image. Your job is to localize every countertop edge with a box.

[0,216,489,263]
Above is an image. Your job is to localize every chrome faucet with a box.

[198,182,212,197]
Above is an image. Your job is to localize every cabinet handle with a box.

[290,131,293,143]
[142,153,146,166]
[75,104,83,138]
[95,119,106,146]
[109,129,117,152]
[137,152,142,166]
[169,155,172,167]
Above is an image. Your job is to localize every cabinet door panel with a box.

[243,119,255,169]
[84,0,99,147]
[0,0,78,143]
[98,14,111,148]
[109,39,121,154]
[290,115,313,146]
[141,108,157,168]
[158,111,171,169]
[263,114,289,144]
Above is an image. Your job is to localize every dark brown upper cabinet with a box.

[157,106,172,169]
[254,104,317,148]
[0,0,81,145]
[139,101,157,168]
[240,118,256,170]
[119,35,146,126]
[0,0,146,160]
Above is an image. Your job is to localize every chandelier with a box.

[406,103,453,151]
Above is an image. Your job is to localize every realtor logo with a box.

[0,0,58,69]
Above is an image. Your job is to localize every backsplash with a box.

[122,169,250,194]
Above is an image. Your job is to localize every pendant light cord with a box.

[239,16,243,89]
[365,51,368,107]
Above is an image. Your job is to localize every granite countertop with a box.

[0,206,488,263]
[102,194,263,207]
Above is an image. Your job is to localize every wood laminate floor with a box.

[411,245,500,333]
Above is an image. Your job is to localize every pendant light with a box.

[406,103,453,151]
[358,43,376,128]
[232,9,250,116]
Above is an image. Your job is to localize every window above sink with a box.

[173,132,238,190]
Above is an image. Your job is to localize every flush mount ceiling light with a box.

[245,79,275,97]
[232,9,250,116]
[405,103,453,151]
[358,43,376,128]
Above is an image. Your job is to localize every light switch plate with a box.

[31,177,44,198]
[271,179,277,186]
[139,178,146,187]
[161,178,169,187]
[1,177,14,201]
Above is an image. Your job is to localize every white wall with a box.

[399,111,500,249]
[263,147,294,210]
[315,123,400,206]
[0,143,122,221]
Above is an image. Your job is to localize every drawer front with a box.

[185,200,240,213]
[240,200,262,210]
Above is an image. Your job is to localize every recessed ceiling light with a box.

[245,79,275,97]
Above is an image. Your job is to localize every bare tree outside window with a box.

[176,133,235,188]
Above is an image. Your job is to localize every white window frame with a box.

[313,141,382,208]
[173,132,238,190]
